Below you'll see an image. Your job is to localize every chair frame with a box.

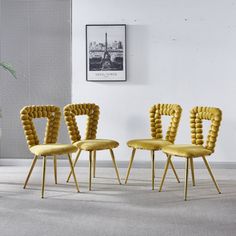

[64,103,121,190]
[20,105,79,198]
[159,106,222,200]
[125,104,182,190]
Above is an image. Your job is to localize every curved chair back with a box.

[190,106,222,153]
[64,103,99,143]
[149,104,182,143]
[20,105,61,148]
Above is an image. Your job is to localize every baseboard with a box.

[0,158,236,169]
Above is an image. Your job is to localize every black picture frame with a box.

[86,24,127,82]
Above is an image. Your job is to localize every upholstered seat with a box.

[127,139,172,150]
[30,144,77,156]
[74,139,119,151]
[162,144,212,158]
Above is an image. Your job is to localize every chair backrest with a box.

[20,105,61,148]
[190,106,222,153]
[64,103,99,143]
[149,104,182,143]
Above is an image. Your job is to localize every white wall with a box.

[72,0,236,162]
[0,0,72,158]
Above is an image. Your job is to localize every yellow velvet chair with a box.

[159,106,222,200]
[20,105,79,198]
[125,104,182,190]
[64,103,121,190]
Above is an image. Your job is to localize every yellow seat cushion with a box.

[162,144,212,158]
[127,139,172,150]
[74,139,119,151]
[30,144,78,156]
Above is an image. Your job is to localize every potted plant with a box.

[0,62,16,156]
[0,62,17,79]
[0,61,16,116]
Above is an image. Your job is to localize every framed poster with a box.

[86,24,126,82]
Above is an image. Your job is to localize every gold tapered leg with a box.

[190,158,195,186]
[67,149,82,182]
[202,156,221,194]
[23,155,38,189]
[53,156,57,184]
[169,158,180,183]
[159,156,171,192]
[109,149,121,185]
[42,156,47,199]
[89,151,92,191]
[125,148,136,184]
[151,150,155,190]
[93,151,96,178]
[153,151,156,178]
[67,153,80,192]
[184,158,189,201]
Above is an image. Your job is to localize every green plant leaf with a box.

[0,62,17,79]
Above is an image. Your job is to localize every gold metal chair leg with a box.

[202,156,221,194]
[125,148,136,184]
[190,158,195,186]
[151,150,155,190]
[159,155,171,192]
[42,156,47,199]
[89,151,92,190]
[23,155,38,189]
[67,149,82,183]
[93,151,96,178]
[53,156,57,184]
[184,158,189,201]
[67,153,80,192]
[109,149,121,185]
[169,159,180,183]
[153,151,156,178]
